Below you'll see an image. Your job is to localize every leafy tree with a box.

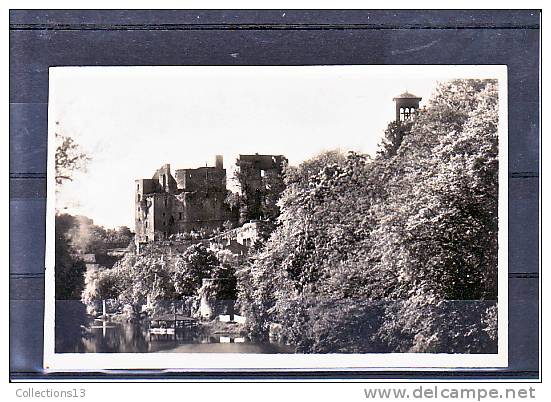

[57,213,134,266]
[372,79,498,301]
[375,289,497,353]
[259,166,287,222]
[229,158,287,224]
[54,124,91,299]
[210,262,238,301]
[81,265,121,305]
[88,254,177,316]
[54,128,90,299]
[55,224,86,300]
[54,122,90,186]
[120,255,176,315]
[367,80,499,352]
[237,150,385,341]
[81,242,241,318]
[377,120,413,159]
[238,79,499,353]
[172,244,219,297]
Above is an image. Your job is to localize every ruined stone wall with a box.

[234,154,287,222]
[136,178,158,196]
[137,190,237,241]
[152,164,178,193]
[236,154,286,194]
[171,190,236,234]
[208,221,263,255]
[135,179,158,243]
[151,193,172,239]
[135,155,283,244]
[237,154,286,170]
[174,167,226,192]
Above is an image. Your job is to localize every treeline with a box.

[81,245,238,317]
[237,79,499,353]
[57,214,134,255]
[55,214,134,299]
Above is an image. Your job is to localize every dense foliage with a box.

[56,213,135,300]
[237,79,499,353]
[75,79,499,354]
[54,129,90,300]
[82,244,238,317]
[55,219,87,300]
[226,160,287,225]
[57,214,134,256]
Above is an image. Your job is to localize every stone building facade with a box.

[135,154,286,246]
[208,220,265,256]
[135,156,237,244]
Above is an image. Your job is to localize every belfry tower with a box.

[393,91,422,123]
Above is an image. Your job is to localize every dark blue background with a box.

[9,9,540,380]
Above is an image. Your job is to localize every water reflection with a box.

[55,301,292,354]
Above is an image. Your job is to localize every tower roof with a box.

[393,91,422,101]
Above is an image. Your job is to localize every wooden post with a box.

[102,300,107,318]
[229,300,235,322]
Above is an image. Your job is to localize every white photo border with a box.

[44,65,508,371]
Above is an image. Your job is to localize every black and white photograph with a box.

[44,65,508,370]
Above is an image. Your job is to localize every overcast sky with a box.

[50,66,501,229]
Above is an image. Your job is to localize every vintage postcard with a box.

[44,65,508,370]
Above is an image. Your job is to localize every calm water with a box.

[55,301,293,354]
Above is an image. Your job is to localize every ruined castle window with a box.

[162,212,165,217]
[137,194,141,202]
[179,212,183,220]
[137,183,139,190]
[164,198,168,207]
[145,221,148,228]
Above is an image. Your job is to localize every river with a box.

[55,301,293,354]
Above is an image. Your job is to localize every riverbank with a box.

[201,320,246,336]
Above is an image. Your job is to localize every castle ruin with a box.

[134,154,286,247]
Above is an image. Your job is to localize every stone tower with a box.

[393,91,422,123]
